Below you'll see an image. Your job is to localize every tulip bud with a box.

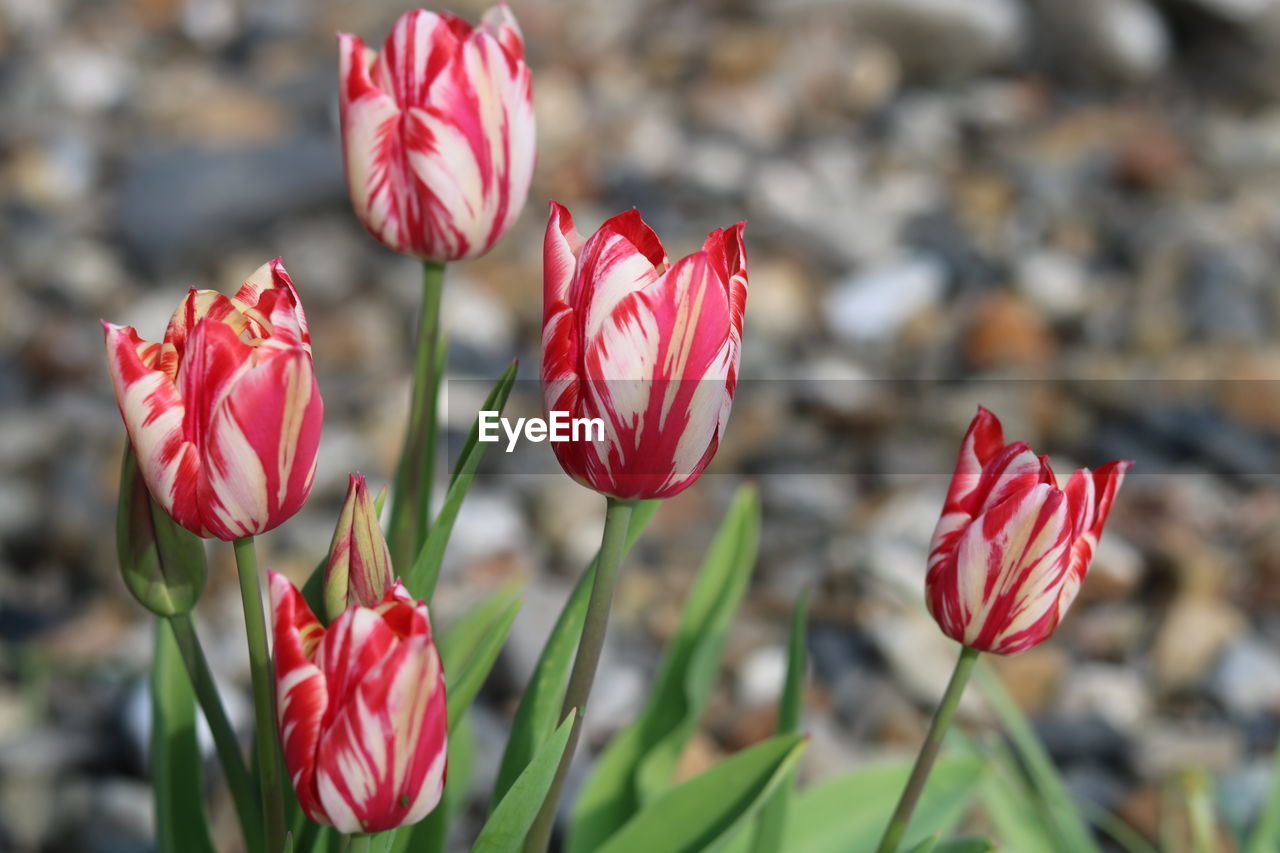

[324,474,393,621]
[541,202,748,500]
[116,443,206,616]
[925,407,1132,655]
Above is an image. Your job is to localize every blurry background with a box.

[4,0,1280,849]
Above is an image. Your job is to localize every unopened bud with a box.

[324,473,393,621]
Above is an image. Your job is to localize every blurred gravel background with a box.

[5,0,1280,850]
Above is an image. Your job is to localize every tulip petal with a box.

[103,322,203,534]
[479,3,525,60]
[544,201,585,321]
[574,250,734,499]
[1058,459,1133,616]
[270,572,329,824]
[199,348,322,539]
[929,483,1074,654]
[314,631,446,833]
[572,210,666,341]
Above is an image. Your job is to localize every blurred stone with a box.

[1153,596,1245,691]
[1057,664,1150,731]
[1030,0,1169,81]
[1016,250,1089,320]
[1210,637,1280,716]
[846,0,1026,78]
[825,254,946,346]
[736,644,789,709]
[1132,723,1242,779]
[964,294,1054,369]
[990,646,1069,714]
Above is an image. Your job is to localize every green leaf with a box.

[570,486,762,852]
[490,500,661,810]
[440,583,523,730]
[750,590,809,853]
[976,665,1100,852]
[754,755,984,853]
[407,359,519,601]
[979,740,1060,853]
[594,734,806,853]
[150,619,216,853]
[913,838,995,853]
[475,711,578,852]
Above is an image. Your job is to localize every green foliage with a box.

[406,359,518,601]
[569,486,762,852]
[475,711,578,852]
[440,583,523,731]
[150,619,215,853]
[749,590,809,853]
[594,735,808,853]
[490,500,661,810]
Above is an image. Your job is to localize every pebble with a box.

[824,254,947,346]
[1210,637,1280,717]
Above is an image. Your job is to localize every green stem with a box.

[347,834,374,853]
[233,536,286,852]
[524,498,636,853]
[167,612,264,853]
[875,645,981,853]
[389,261,446,572]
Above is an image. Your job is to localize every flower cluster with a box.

[101,4,1134,852]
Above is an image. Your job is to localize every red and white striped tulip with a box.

[338,5,535,262]
[542,202,748,500]
[270,571,447,834]
[925,407,1132,655]
[102,259,323,541]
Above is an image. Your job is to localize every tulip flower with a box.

[338,5,536,262]
[324,473,393,621]
[541,202,748,501]
[102,259,323,541]
[270,571,447,834]
[925,407,1132,655]
[877,408,1131,853]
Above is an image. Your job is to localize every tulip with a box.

[270,571,447,834]
[925,407,1132,655]
[541,202,748,501]
[338,5,536,262]
[103,259,323,541]
[324,473,394,621]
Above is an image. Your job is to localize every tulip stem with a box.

[875,645,981,853]
[525,498,636,853]
[233,536,287,853]
[348,834,374,853]
[389,260,446,575]
[167,612,264,853]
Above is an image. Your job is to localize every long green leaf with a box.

[979,740,1060,853]
[475,711,578,852]
[976,664,1100,852]
[596,735,807,853]
[570,486,761,852]
[151,619,216,853]
[785,755,982,853]
[407,359,518,601]
[441,585,523,730]
[489,500,661,809]
[750,590,809,853]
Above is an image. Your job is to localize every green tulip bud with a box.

[116,444,206,616]
[324,473,393,621]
